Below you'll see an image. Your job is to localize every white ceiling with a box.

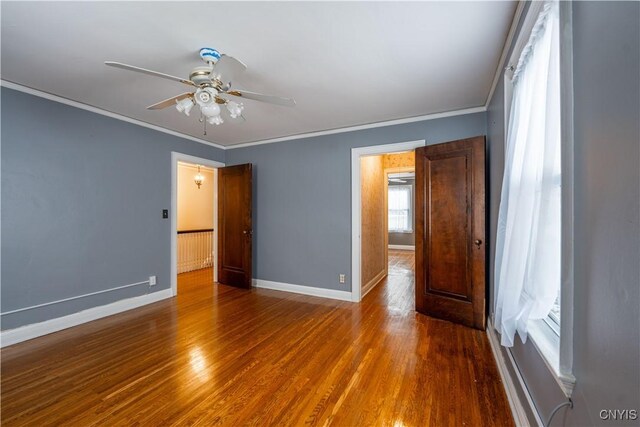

[1,1,516,147]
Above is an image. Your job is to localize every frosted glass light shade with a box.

[176,98,194,116]
[200,103,221,118]
[207,115,224,125]
[226,101,244,118]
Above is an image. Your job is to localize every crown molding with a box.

[225,106,486,150]
[485,1,526,108]
[2,80,488,152]
[0,80,226,150]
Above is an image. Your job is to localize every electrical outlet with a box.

[339,274,346,284]
[149,275,157,286]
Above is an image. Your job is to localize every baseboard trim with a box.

[487,318,542,427]
[361,269,387,298]
[252,279,353,302]
[0,289,173,348]
[388,244,415,251]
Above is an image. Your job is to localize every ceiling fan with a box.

[105,47,295,133]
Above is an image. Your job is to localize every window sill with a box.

[527,319,576,397]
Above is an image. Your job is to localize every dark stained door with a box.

[415,136,486,329]
[218,164,252,288]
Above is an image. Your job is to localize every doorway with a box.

[352,137,487,329]
[351,140,425,303]
[385,168,416,309]
[170,152,225,296]
[359,151,416,307]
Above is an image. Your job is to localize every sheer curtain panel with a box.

[494,1,561,347]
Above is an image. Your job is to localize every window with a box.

[495,0,575,397]
[545,289,561,336]
[494,0,562,348]
[388,185,412,232]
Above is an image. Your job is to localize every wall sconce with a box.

[194,165,204,189]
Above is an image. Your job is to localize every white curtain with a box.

[494,1,561,347]
[388,185,412,231]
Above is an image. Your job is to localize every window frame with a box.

[387,184,413,233]
[501,0,575,397]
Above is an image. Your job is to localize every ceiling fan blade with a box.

[211,54,247,85]
[105,61,195,87]
[224,89,295,107]
[147,92,193,110]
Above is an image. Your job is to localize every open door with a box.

[218,164,252,289]
[415,136,486,330]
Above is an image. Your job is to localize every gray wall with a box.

[226,113,486,291]
[1,87,224,330]
[487,2,640,425]
[388,178,415,246]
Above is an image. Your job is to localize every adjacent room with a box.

[1,1,638,426]
[176,161,216,295]
[359,150,416,309]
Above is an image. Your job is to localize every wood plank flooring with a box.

[1,250,513,426]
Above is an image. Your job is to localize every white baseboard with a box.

[0,289,173,348]
[252,279,353,302]
[388,244,415,251]
[487,318,542,427]
[361,269,387,298]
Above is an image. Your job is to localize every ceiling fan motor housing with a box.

[190,66,214,86]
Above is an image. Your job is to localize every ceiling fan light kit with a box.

[226,101,244,119]
[104,47,295,135]
[175,97,194,116]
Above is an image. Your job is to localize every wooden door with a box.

[415,136,486,329]
[218,164,252,288]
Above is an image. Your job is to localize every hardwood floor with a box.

[1,252,513,426]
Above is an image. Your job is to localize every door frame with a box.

[351,140,425,302]
[170,151,225,296]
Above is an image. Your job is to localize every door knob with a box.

[243,230,252,235]
[474,239,482,247]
